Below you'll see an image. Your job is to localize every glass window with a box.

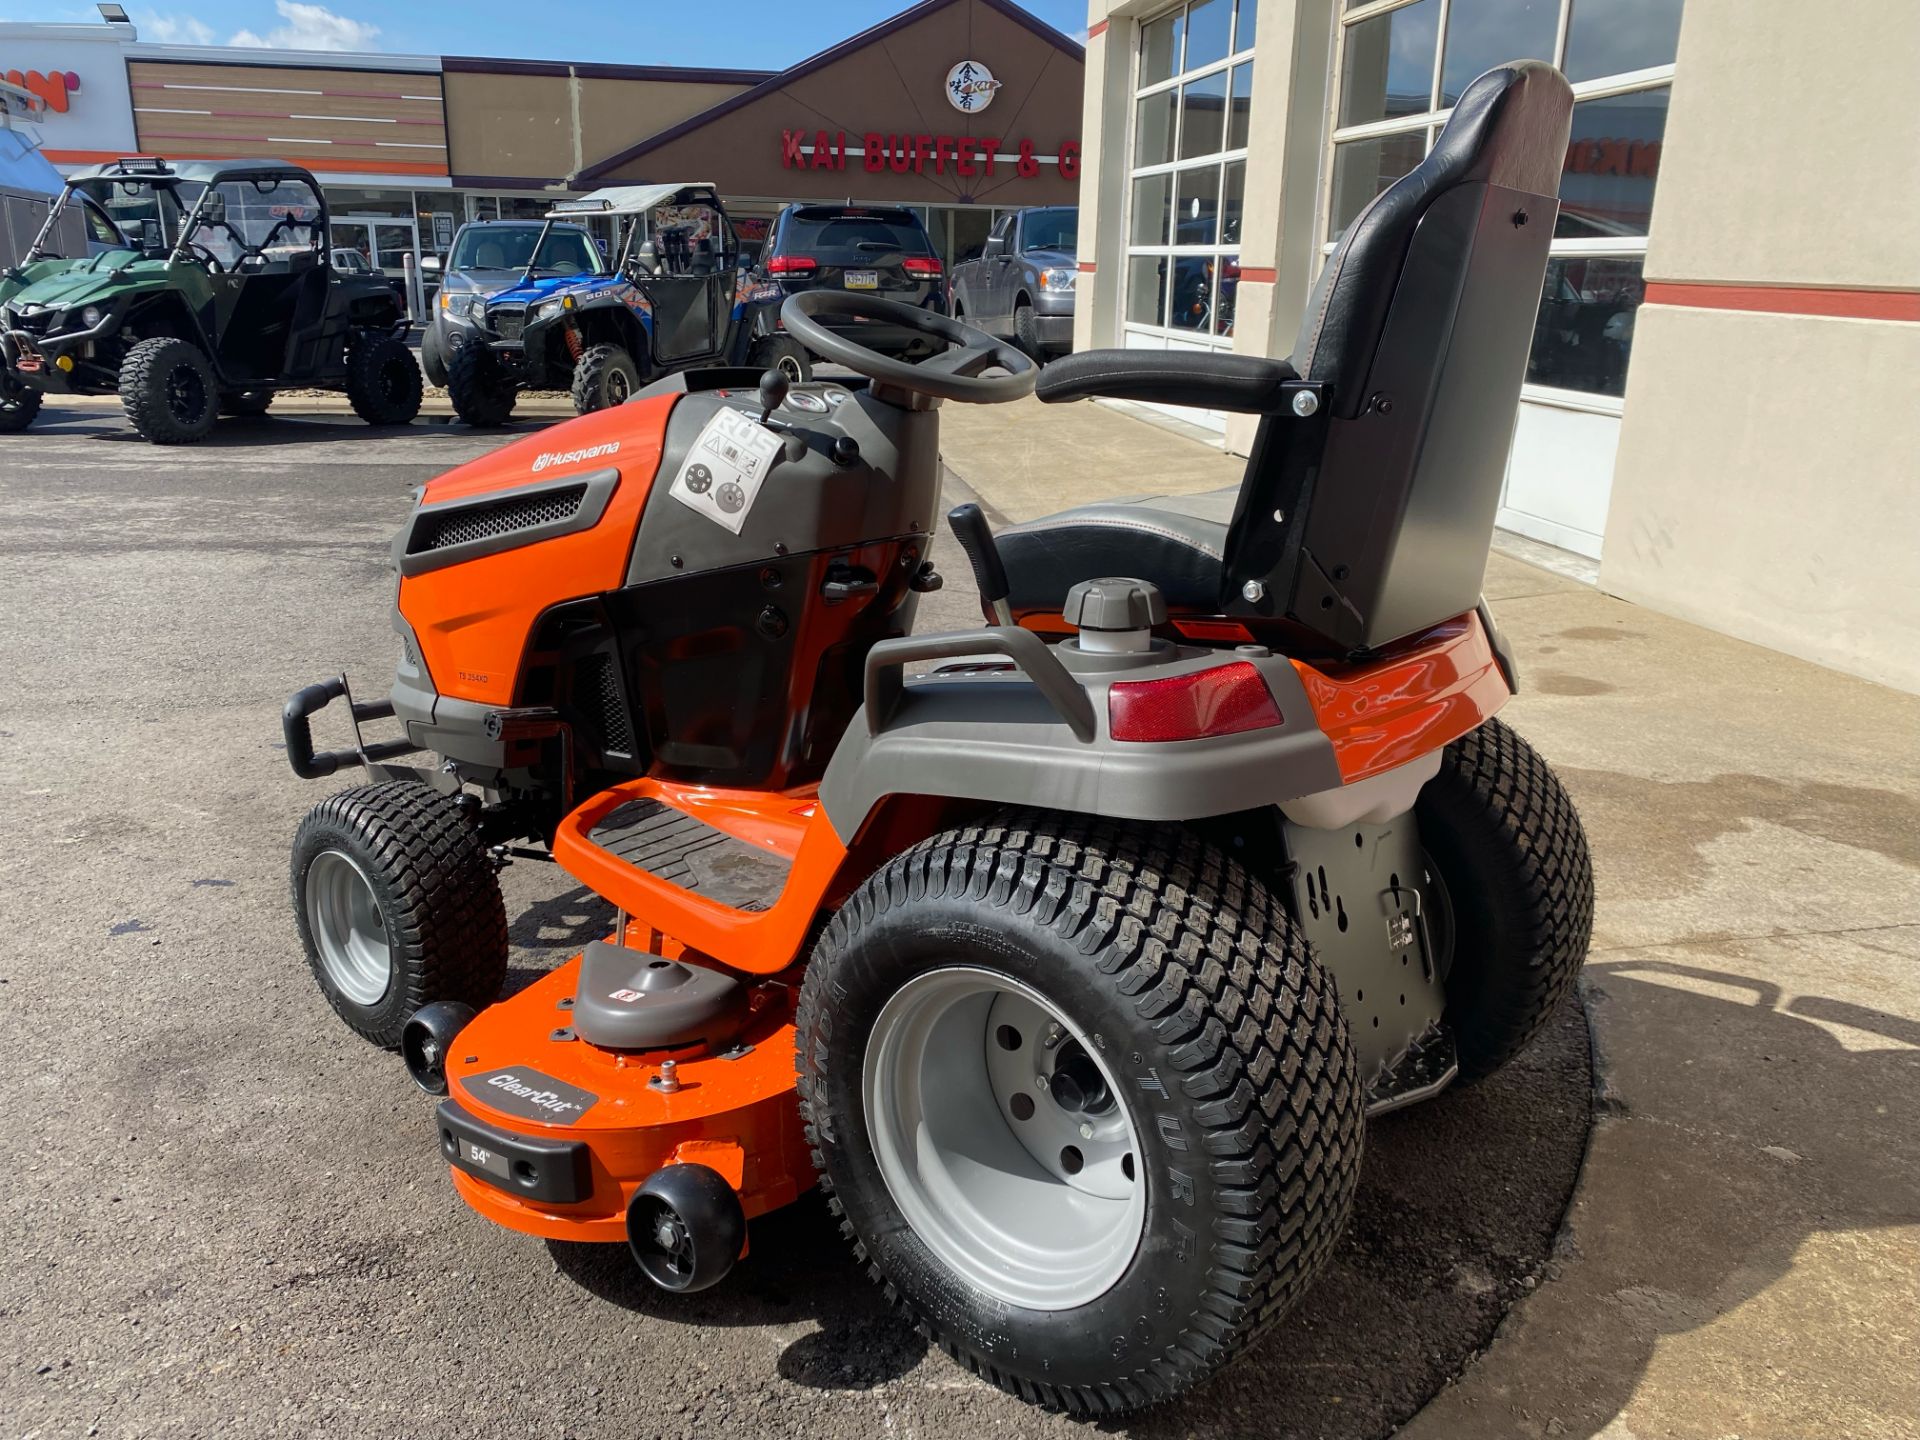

[1183,0,1232,70]
[1222,160,1246,245]
[1173,166,1221,246]
[1135,90,1177,167]
[1140,9,1184,87]
[1233,0,1257,50]
[1127,2,1253,352]
[1526,255,1644,396]
[1327,0,1680,402]
[1440,0,1558,106]
[1338,0,1440,127]
[1021,208,1078,253]
[1327,130,1427,239]
[1228,63,1253,150]
[1131,173,1173,244]
[1127,254,1169,325]
[1557,87,1668,238]
[1564,0,1684,81]
[1179,72,1229,159]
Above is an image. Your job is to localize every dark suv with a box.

[757,204,944,359]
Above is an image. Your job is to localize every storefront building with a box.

[1073,0,1918,692]
[1,0,1081,286]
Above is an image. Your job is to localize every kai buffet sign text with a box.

[781,130,1081,180]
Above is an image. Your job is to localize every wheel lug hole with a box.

[1121,1152,1135,1182]
[1059,1146,1084,1175]
[994,1024,1022,1052]
[1009,1092,1035,1121]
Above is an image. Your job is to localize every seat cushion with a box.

[998,487,1237,616]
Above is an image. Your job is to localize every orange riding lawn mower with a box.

[284,63,1592,1414]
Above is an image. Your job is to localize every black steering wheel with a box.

[184,243,226,274]
[778,291,1036,405]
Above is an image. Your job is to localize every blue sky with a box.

[3,0,1089,67]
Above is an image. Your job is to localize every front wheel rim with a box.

[775,353,804,382]
[306,849,392,1006]
[862,966,1145,1311]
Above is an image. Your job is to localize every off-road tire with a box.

[346,332,423,426]
[420,323,448,388]
[570,343,641,414]
[446,339,516,427]
[746,334,810,383]
[796,810,1363,1414]
[219,389,273,417]
[119,336,217,444]
[290,782,508,1048]
[1014,300,1041,356]
[0,372,40,432]
[1419,716,1595,1078]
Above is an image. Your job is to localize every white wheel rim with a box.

[862,966,1145,1311]
[306,849,392,1006]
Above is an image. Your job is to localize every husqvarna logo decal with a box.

[531,440,620,472]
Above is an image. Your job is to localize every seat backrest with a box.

[1222,60,1573,653]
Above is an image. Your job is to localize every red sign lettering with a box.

[779,129,1082,181]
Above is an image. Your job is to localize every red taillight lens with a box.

[903,256,943,276]
[1108,661,1283,743]
[767,255,817,275]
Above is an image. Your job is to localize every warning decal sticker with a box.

[668,407,783,535]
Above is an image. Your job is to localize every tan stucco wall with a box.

[1600,307,1920,692]
[1642,0,1920,289]
[1604,0,1920,693]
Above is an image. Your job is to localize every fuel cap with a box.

[1062,577,1167,632]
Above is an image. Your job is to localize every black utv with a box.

[0,157,420,444]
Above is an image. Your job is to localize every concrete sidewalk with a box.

[945,406,1920,1439]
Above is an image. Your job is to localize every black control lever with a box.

[757,367,790,425]
[947,503,1012,625]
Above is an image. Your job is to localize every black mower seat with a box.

[998,487,1237,617]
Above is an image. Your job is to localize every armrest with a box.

[1035,349,1298,412]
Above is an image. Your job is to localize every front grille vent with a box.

[411,484,587,553]
[490,305,526,341]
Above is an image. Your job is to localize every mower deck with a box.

[442,956,808,1242]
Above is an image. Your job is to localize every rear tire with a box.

[346,332,422,426]
[570,343,641,414]
[219,389,273,417]
[1419,716,1595,1078]
[0,371,41,432]
[119,336,217,444]
[290,782,508,1048]
[746,334,810,383]
[447,340,516,427]
[796,811,1362,1414]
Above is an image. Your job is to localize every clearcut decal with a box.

[462,1068,599,1125]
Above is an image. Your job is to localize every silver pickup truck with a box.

[948,206,1077,356]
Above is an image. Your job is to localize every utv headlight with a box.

[466,295,487,322]
[1040,268,1077,292]
[80,305,104,328]
[536,299,564,321]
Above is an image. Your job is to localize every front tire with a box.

[447,341,516,427]
[1013,300,1041,357]
[346,333,423,426]
[419,324,449,388]
[745,334,810,383]
[1420,717,1595,1078]
[796,812,1362,1414]
[119,336,216,444]
[291,783,508,1048]
[0,370,41,433]
[570,342,640,414]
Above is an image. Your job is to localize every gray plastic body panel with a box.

[625,388,941,587]
[817,640,1344,841]
[571,941,749,1052]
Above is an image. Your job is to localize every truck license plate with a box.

[844,270,879,290]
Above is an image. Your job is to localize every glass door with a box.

[330,217,421,313]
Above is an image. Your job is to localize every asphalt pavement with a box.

[0,399,1590,1439]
